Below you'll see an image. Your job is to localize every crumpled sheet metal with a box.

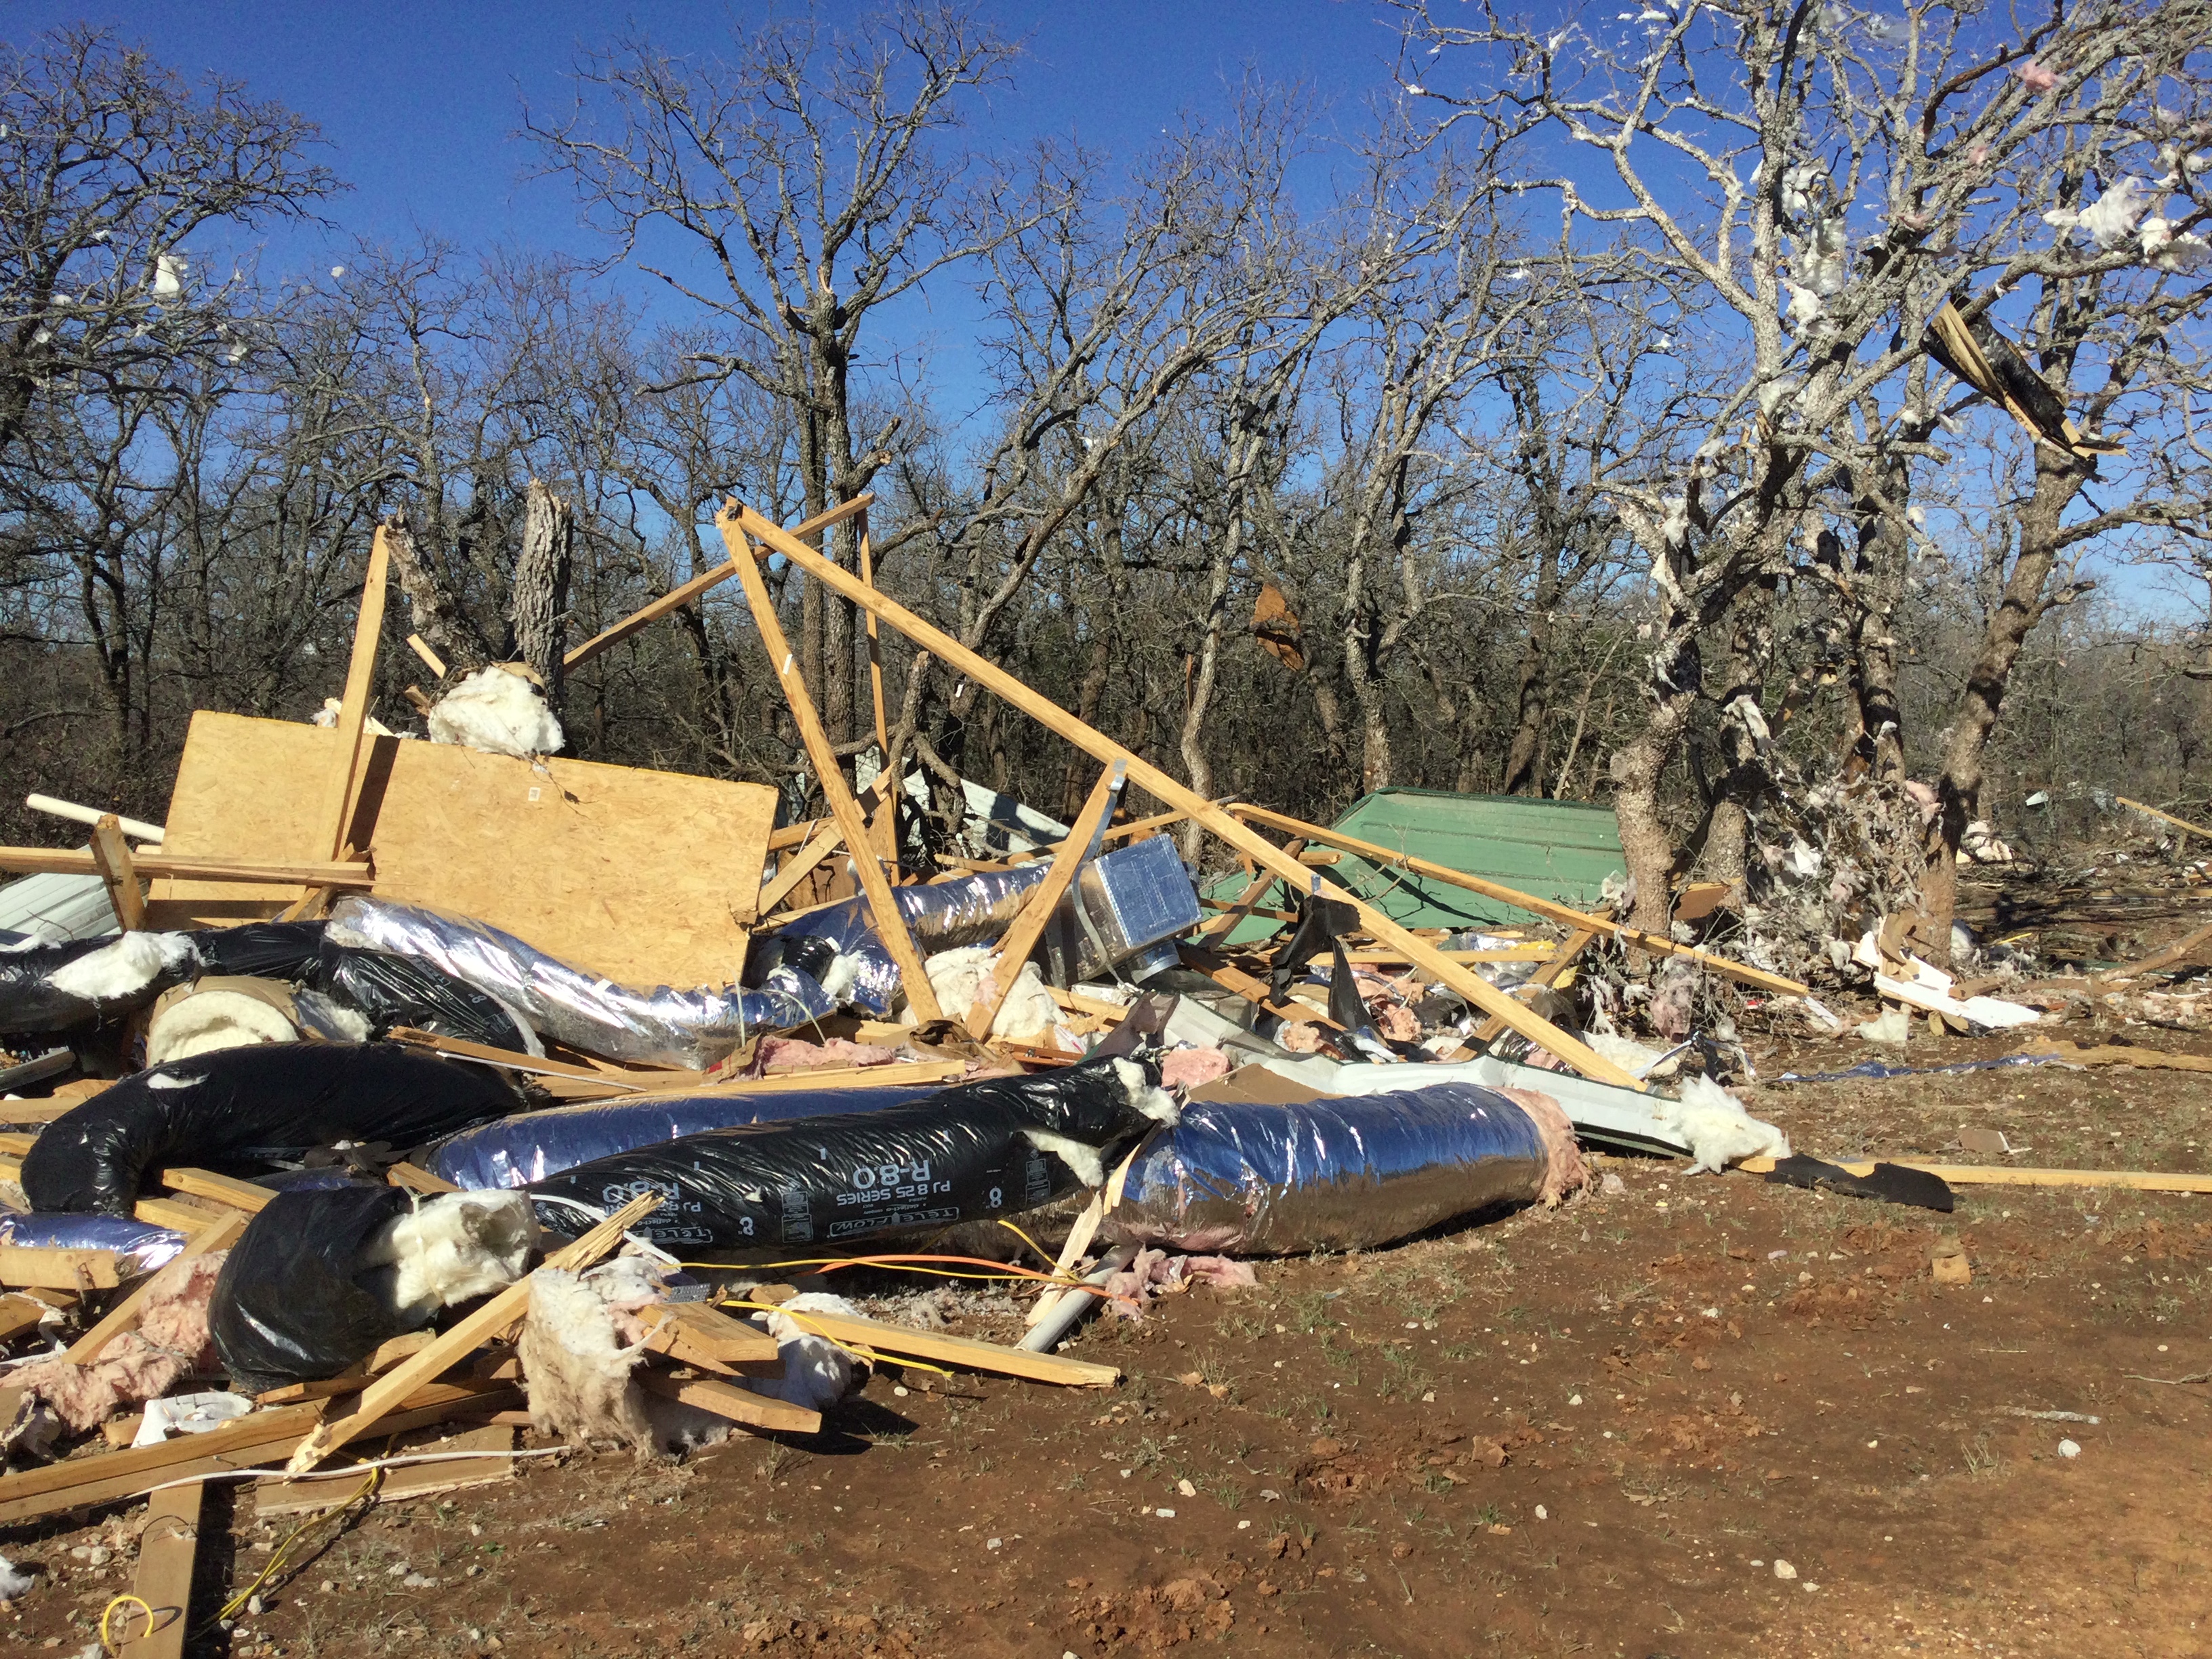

[0,1211,186,1273]
[1112,1082,1551,1256]
[327,895,835,1068]
[428,1083,947,1191]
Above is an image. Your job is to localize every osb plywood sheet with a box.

[146,712,776,987]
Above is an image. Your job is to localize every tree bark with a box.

[510,479,573,718]
[1501,552,1565,796]
[383,521,483,681]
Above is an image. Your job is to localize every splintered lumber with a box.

[132,1197,238,1232]
[0,1401,326,1526]
[387,1162,460,1195]
[639,1300,779,1365]
[760,1302,1121,1387]
[732,499,1641,1090]
[1737,1155,2212,1193]
[89,813,148,932]
[2095,919,2212,982]
[720,515,942,1023]
[0,1246,123,1291]
[2117,796,2212,841]
[255,1330,437,1403]
[115,1478,201,1659]
[0,847,375,886]
[384,1025,658,1090]
[1229,802,1809,999]
[563,495,873,672]
[2023,1038,2212,1073]
[286,1191,662,1474]
[0,1292,58,1343]
[1179,943,1343,1029]
[65,1209,247,1364]
[254,1424,517,1518]
[636,1368,821,1435]
[1195,840,1305,944]
[757,775,895,915]
[316,523,394,865]
[969,760,1125,1040]
[160,1168,276,1214]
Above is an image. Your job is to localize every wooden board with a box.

[0,1245,122,1290]
[635,1368,821,1435]
[0,1401,325,1525]
[758,1303,1122,1387]
[1738,1155,2212,1193]
[253,1425,516,1517]
[116,1479,200,1658]
[146,711,778,987]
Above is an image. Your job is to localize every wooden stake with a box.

[717,511,942,1023]
[405,632,447,678]
[968,760,1124,1040]
[88,814,146,931]
[115,1480,200,1659]
[160,1168,275,1214]
[733,499,1638,1088]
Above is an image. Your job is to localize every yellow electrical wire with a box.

[98,1593,155,1652]
[992,1217,1059,1271]
[211,1467,383,1626]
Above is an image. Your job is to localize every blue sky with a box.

[12,2,1414,286]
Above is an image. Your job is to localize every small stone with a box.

[468,1524,483,1538]
[247,1594,264,1616]
[386,1563,407,1578]
[1237,1520,1251,1530]
[1534,1505,1548,1521]
[893,1385,909,1397]
[1176,1479,1196,1497]
[1568,1394,1582,1406]
[986,1538,1002,1551]
[1260,1489,1282,1500]
[466,1565,481,1577]
[1773,1559,1798,1580]
[319,1581,334,1594]
[1155,1508,1176,1519]
[403,1572,436,1588]
[2058,1439,2081,1458]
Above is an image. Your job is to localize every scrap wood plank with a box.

[1737,1155,2212,1193]
[65,1208,247,1364]
[1178,944,1343,1029]
[285,1191,661,1474]
[386,1162,460,1195]
[160,1168,274,1214]
[720,514,942,1023]
[89,814,148,933]
[115,1477,200,1659]
[1229,802,1809,1000]
[255,1330,437,1403]
[636,1368,821,1435]
[2095,918,2212,982]
[0,1245,123,1290]
[2115,794,2212,843]
[2022,1038,2212,1073]
[759,1303,1120,1388]
[0,1129,33,1155]
[253,1424,516,1519]
[638,1300,778,1364]
[563,495,872,673]
[315,523,394,865]
[733,499,1643,1090]
[383,1026,663,1092]
[0,1292,58,1343]
[0,848,374,885]
[968,760,1125,1040]
[0,1400,326,1526]
[858,508,891,761]
[132,1195,247,1232]
[756,775,895,915]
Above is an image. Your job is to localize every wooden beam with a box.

[387,1162,460,1195]
[759,1302,1120,1387]
[1737,1156,2212,1193]
[0,1246,123,1291]
[733,499,1641,1088]
[133,1195,242,1232]
[968,760,1124,1040]
[382,1026,659,1090]
[1474,926,1601,1042]
[1228,802,1809,999]
[638,1300,779,1364]
[89,814,147,932]
[1194,839,1303,945]
[0,1292,59,1344]
[160,1168,274,1214]
[285,1190,662,1475]
[66,1209,247,1364]
[636,1368,821,1435]
[0,1401,326,1526]
[2097,919,2212,983]
[2022,1038,2212,1074]
[2116,794,2212,843]
[115,1479,199,1659]
[755,776,892,916]
[255,1423,516,1518]
[564,496,874,672]
[718,512,942,1023]
[0,848,373,885]
[858,508,890,762]
[316,524,394,863]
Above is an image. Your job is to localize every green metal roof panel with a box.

[1202,789,1626,945]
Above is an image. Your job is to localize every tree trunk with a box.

[1178,508,1242,858]
[1923,449,2091,961]
[510,479,573,719]
[1700,575,1778,900]
[1846,453,1913,783]
[1500,554,1564,796]
[383,521,483,681]
[1611,679,1698,936]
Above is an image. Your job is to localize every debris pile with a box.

[3,493,2206,1639]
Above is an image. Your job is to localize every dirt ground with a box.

[7,874,2212,1658]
